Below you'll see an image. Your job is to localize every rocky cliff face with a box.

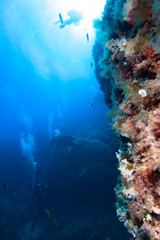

[93,0,160,239]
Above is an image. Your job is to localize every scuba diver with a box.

[59,13,64,25]
[29,182,59,232]
[27,182,48,232]
[55,9,83,28]
[86,33,89,42]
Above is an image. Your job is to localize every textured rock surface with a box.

[93,0,160,239]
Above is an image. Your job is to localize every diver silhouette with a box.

[55,9,83,28]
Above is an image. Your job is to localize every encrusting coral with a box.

[93,0,160,239]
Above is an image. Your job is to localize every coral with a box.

[138,89,147,97]
[94,0,160,239]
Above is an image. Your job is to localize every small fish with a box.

[43,184,47,189]
[91,103,94,107]
[45,209,51,218]
[3,184,8,190]
[31,220,36,232]
[86,33,89,42]
[12,190,16,198]
[91,62,93,68]
[59,13,63,25]
[96,154,100,159]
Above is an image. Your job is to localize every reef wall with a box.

[93,0,160,239]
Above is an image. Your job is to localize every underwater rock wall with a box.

[93,0,160,239]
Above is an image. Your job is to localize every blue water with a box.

[0,1,130,239]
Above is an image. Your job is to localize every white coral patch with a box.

[118,159,134,180]
[138,89,147,97]
[122,186,137,198]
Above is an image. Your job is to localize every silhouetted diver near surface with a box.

[59,13,63,25]
[55,10,83,28]
[86,33,89,42]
